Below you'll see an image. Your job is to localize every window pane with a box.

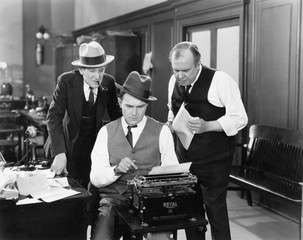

[217,26,239,84]
[191,31,211,66]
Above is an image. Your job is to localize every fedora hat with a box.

[71,41,114,68]
[116,71,157,102]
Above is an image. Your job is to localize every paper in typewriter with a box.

[148,162,192,175]
[172,103,194,149]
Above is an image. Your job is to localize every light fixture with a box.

[36,25,50,40]
[34,25,75,66]
[35,25,49,66]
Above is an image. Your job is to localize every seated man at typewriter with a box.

[90,71,179,240]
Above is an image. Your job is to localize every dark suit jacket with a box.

[46,70,121,158]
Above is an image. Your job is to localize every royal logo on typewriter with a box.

[163,201,178,209]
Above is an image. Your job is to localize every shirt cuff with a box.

[217,116,238,136]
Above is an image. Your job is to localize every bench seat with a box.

[229,124,303,238]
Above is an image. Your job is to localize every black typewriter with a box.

[127,171,198,226]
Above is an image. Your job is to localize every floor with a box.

[87,191,299,240]
[177,191,299,240]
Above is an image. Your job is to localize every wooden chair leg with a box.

[172,230,177,239]
[246,190,252,206]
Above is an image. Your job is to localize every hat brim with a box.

[71,55,114,68]
[115,83,157,102]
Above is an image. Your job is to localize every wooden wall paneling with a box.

[70,0,248,125]
[150,19,175,122]
[55,44,78,83]
[174,0,243,19]
[132,24,151,72]
[175,2,243,51]
[72,0,176,37]
[101,35,141,86]
[251,0,299,129]
[132,24,153,117]
[299,0,303,131]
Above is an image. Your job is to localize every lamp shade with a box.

[0,82,13,96]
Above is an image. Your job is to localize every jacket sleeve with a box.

[46,73,70,157]
[105,75,122,121]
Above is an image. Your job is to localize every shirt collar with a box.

[190,64,202,88]
[83,81,98,94]
[83,81,90,91]
[121,116,147,134]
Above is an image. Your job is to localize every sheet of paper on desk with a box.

[17,198,42,205]
[172,103,194,149]
[148,162,192,175]
[17,173,49,196]
[49,177,69,187]
[30,186,80,203]
[37,168,56,179]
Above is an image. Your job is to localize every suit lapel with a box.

[95,75,111,130]
[95,86,106,130]
[71,74,84,129]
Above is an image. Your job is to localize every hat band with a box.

[80,54,106,65]
[124,86,150,99]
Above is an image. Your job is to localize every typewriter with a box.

[127,163,198,226]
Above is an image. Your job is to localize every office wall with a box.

[0,0,23,96]
[74,0,166,29]
[22,0,74,100]
[0,0,166,99]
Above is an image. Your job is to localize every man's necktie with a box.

[126,125,137,146]
[89,87,94,104]
[183,85,192,103]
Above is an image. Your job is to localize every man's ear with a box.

[118,97,122,108]
[78,67,84,75]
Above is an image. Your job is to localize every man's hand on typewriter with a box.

[114,157,137,175]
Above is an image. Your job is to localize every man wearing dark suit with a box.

[166,42,248,240]
[46,41,121,188]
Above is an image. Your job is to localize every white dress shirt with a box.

[83,81,97,103]
[90,116,179,187]
[167,65,248,136]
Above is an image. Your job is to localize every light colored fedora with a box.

[71,41,114,68]
[116,71,157,102]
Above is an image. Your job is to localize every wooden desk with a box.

[0,178,91,240]
[0,98,26,111]
[113,205,208,240]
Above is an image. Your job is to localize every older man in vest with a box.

[90,71,178,240]
[167,42,248,240]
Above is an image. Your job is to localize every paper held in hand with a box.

[172,103,194,149]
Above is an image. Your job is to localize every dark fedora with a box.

[71,41,114,68]
[116,71,157,102]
